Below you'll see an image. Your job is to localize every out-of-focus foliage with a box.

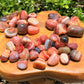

[0,0,84,22]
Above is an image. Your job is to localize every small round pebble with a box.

[58,47,71,54]
[17,59,28,70]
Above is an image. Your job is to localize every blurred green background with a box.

[0,0,84,22]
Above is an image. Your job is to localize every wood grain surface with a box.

[0,10,84,83]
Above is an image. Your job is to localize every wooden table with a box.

[0,11,84,83]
